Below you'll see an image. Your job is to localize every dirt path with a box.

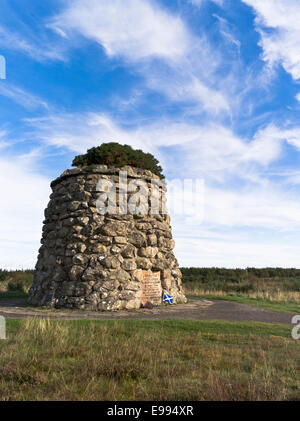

[0,297,294,325]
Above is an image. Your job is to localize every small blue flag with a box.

[163,292,173,304]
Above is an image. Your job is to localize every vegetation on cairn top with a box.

[72,142,164,178]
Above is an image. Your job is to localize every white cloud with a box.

[24,113,146,154]
[165,124,284,180]
[212,0,224,6]
[24,112,283,176]
[6,110,300,268]
[0,83,49,110]
[175,233,300,267]
[213,14,241,54]
[173,184,300,266]
[188,0,224,6]
[269,126,300,151]
[49,0,230,116]
[147,73,229,114]
[243,0,300,79]
[26,112,296,182]
[0,25,65,62]
[24,111,300,227]
[0,153,51,269]
[204,185,300,230]
[0,130,10,149]
[50,0,190,62]
[172,188,300,266]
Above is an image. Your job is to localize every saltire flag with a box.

[163,293,173,304]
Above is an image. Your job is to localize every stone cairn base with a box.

[28,165,187,310]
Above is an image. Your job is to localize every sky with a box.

[1,0,300,269]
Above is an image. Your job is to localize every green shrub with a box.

[72,142,164,179]
[7,280,24,291]
[180,267,300,295]
[0,269,8,282]
[0,270,34,294]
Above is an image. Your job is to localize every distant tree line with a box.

[1,268,300,295]
[2,267,300,284]
[180,267,300,283]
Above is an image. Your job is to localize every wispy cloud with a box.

[0,148,51,269]
[213,14,241,54]
[204,185,300,230]
[24,111,293,177]
[175,232,300,267]
[48,0,277,120]
[146,70,230,115]
[0,129,9,144]
[1,0,300,268]
[188,0,224,6]
[243,0,300,80]
[50,0,190,62]
[0,82,49,110]
[0,25,65,62]
[23,110,300,232]
[49,0,231,116]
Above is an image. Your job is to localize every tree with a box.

[72,142,164,178]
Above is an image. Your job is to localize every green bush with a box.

[0,269,8,282]
[72,142,164,179]
[7,277,33,293]
[0,270,34,294]
[180,267,300,283]
[7,280,24,291]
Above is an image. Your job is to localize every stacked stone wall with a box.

[28,165,186,310]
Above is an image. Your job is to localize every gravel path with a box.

[0,297,294,325]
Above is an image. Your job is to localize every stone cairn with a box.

[28,165,187,310]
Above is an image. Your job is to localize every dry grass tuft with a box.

[185,287,300,304]
[0,319,299,401]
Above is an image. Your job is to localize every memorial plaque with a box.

[141,270,162,305]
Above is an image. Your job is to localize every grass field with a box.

[0,269,299,401]
[0,291,28,299]
[182,268,300,314]
[0,318,299,401]
[185,290,300,314]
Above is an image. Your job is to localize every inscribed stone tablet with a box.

[141,270,162,305]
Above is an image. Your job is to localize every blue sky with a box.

[1,0,300,269]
